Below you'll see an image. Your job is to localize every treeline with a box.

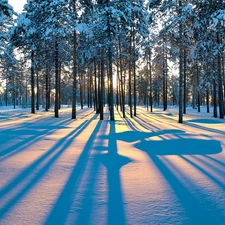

[0,0,225,122]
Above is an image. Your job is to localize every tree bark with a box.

[196,61,201,113]
[132,27,137,117]
[72,29,77,119]
[217,33,224,119]
[129,35,133,118]
[100,47,105,120]
[119,37,125,118]
[54,39,59,118]
[163,34,167,111]
[206,88,210,113]
[94,57,98,112]
[183,49,187,114]
[36,71,39,110]
[31,49,35,114]
[148,48,153,112]
[178,0,183,123]
[107,6,114,121]
[58,62,61,110]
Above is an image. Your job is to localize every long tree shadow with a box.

[0,109,96,161]
[136,114,163,131]
[180,155,225,189]
[0,114,98,218]
[44,118,102,225]
[184,120,225,136]
[116,129,224,224]
[74,112,111,224]
[0,116,75,161]
[98,121,132,225]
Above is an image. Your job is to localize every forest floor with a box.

[0,105,225,225]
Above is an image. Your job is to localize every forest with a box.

[1,0,225,122]
[1,1,225,224]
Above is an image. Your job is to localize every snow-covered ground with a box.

[0,105,225,225]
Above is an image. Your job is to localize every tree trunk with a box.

[223,55,225,114]
[116,59,119,111]
[213,58,218,118]
[163,34,167,111]
[47,63,51,110]
[129,35,133,118]
[58,62,61,110]
[107,6,114,121]
[45,67,49,111]
[119,37,125,118]
[80,72,84,109]
[100,47,105,120]
[183,49,187,114]
[206,88,210,113]
[72,0,77,119]
[5,79,8,106]
[196,62,201,113]
[98,60,101,114]
[13,75,16,109]
[217,33,224,119]
[94,57,98,112]
[36,71,39,110]
[148,49,153,112]
[31,49,35,114]
[178,0,183,123]
[25,77,28,107]
[54,39,59,118]
[132,27,137,117]
[72,29,77,119]
[89,69,93,108]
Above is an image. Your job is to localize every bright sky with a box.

[8,0,27,13]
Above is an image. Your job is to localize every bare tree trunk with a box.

[163,34,167,111]
[98,60,101,114]
[217,33,224,119]
[36,71,39,110]
[72,29,77,119]
[213,59,218,118]
[31,49,35,114]
[107,6,114,121]
[47,62,51,110]
[222,55,225,114]
[80,72,84,110]
[72,0,77,119]
[45,67,49,111]
[107,64,111,110]
[58,62,61,110]
[13,75,16,109]
[94,57,98,112]
[116,59,119,111]
[178,0,183,123]
[25,77,28,107]
[206,88,210,113]
[183,49,187,114]
[129,35,133,118]
[5,79,8,106]
[54,39,59,118]
[196,61,201,113]
[89,68,93,108]
[119,37,125,118]
[213,77,218,118]
[148,49,153,112]
[100,47,105,120]
[132,27,137,117]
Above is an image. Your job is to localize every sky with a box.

[8,0,27,13]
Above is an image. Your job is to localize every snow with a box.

[0,105,225,225]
